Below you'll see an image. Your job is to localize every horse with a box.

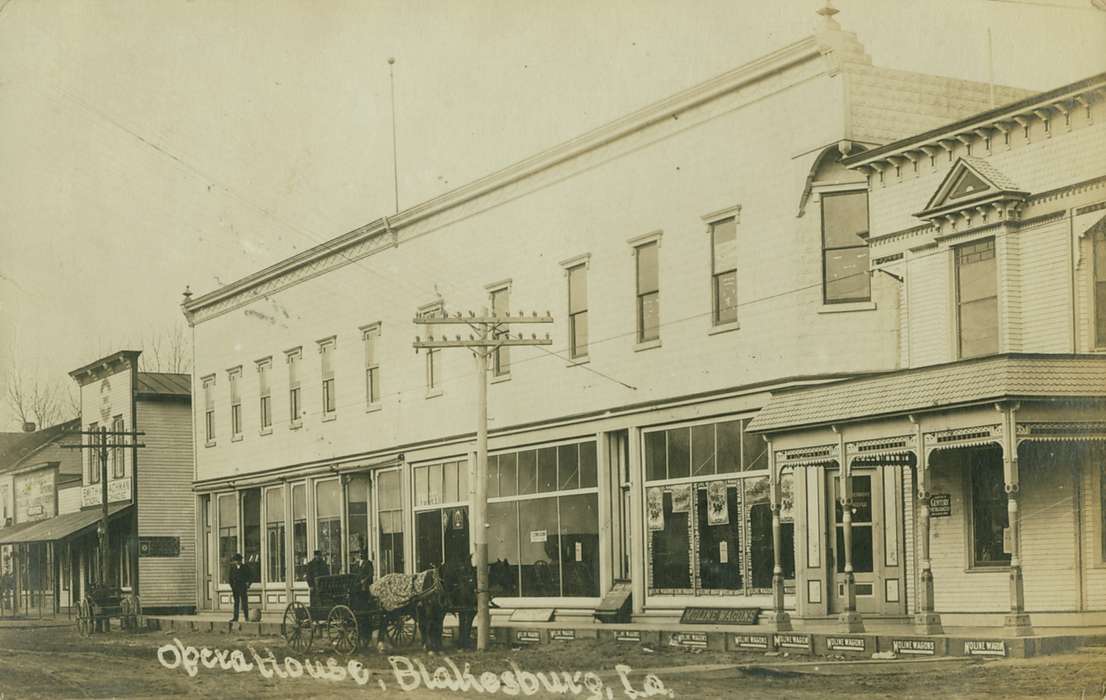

[371,567,449,653]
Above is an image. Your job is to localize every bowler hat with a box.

[232,553,243,562]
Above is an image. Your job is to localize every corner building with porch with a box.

[749,72,1106,634]
[182,11,1028,624]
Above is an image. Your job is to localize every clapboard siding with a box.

[137,399,196,608]
[1018,221,1073,353]
[1082,456,1106,609]
[906,249,951,367]
[1020,454,1077,611]
[902,467,915,613]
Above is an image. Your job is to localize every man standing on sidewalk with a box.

[228,553,251,623]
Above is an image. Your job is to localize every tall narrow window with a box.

[218,493,238,584]
[111,415,125,479]
[418,305,443,395]
[1093,225,1106,348]
[265,487,285,583]
[318,338,336,416]
[286,349,302,426]
[567,264,588,358]
[241,487,261,583]
[635,240,660,342]
[88,422,100,483]
[316,479,342,573]
[956,238,998,358]
[292,483,307,581]
[202,377,215,445]
[228,367,242,439]
[821,190,870,303]
[490,286,510,377]
[362,324,381,407]
[969,449,1010,567]
[710,217,738,324]
[257,359,272,431]
[378,469,405,575]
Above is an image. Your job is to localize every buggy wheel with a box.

[327,605,359,655]
[76,599,92,638]
[282,602,314,653]
[385,614,415,647]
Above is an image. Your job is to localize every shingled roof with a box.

[747,354,1106,434]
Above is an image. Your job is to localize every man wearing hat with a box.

[228,553,251,623]
[305,550,330,590]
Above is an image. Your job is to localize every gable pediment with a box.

[915,157,1028,225]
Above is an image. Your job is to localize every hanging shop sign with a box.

[646,487,664,531]
[928,494,951,518]
[679,607,760,625]
[706,481,728,525]
[139,536,181,558]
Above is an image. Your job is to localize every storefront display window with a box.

[217,493,237,584]
[834,474,874,574]
[968,448,1010,567]
[315,479,342,574]
[347,474,370,557]
[292,483,307,582]
[265,488,285,583]
[644,418,792,597]
[485,440,600,598]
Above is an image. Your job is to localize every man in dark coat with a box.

[228,553,251,623]
[305,550,329,589]
[351,549,374,590]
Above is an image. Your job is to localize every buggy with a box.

[280,574,417,654]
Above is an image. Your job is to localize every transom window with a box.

[635,240,660,342]
[710,217,738,325]
[956,238,998,358]
[821,190,870,303]
[414,460,470,571]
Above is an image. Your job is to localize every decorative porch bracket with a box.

[999,404,1033,636]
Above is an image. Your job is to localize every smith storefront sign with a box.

[82,478,131,507]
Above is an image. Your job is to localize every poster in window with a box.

[451,508,465,530]
[646,487,664,531]
[671,484,691,513]
[780,473,795,523]
[707,481,728,525]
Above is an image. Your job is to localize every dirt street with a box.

[0,623,1105,699]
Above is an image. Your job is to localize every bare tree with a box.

[138,322,192,374]
[4,356,68,430]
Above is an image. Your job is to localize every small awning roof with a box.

[747,354,1106,435]
[0,503,131,545]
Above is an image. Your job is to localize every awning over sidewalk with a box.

[0,503,131,545]
[747,354,1106,434]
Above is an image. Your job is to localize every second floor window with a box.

[287,349,302,426]
[821,190,870,303]
[636,240,660,342]
[111,415,124,478]
[490,286,510,376]
[257,360,272,431]
[567,264,588,358]
[363,324,381,406]
[1094,225,1106,348]
[88,421,100,482]
[419,305,443,395]
[202,377,215,444]
[319,338,336,416]
[710,217,738,325]
[229,368,242,438]
[956,238,998,358]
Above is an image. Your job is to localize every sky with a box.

[0,0,1104,430]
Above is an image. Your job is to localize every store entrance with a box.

[827,467,907,616]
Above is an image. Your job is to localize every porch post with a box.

[913,443,943,634]
[767,441,791,631]
[836,430,864,632]
[1001,406,1033,635]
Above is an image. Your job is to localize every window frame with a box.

[1092,224,1106,349]
[559,254,590,361]
[629,232,662,348]
[256,357,272,434]
[87,421,101,483]
[111,415,125,479]
[819,189,871,305]
[317,337,337,419]
[418,303,444,398]
[964,450,1011,569]
[285,348,302,428]
[703,207,740,328]
[954,237,999,359]
[201,375,216,446]
[487,282,512,379]
[360,323,382,410]
[228,366,243,441]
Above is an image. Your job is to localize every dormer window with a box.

[821,190,870,303]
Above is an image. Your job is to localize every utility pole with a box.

[63,428,145,591]
[413,308,553,651]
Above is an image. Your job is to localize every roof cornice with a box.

[183,34,835,321]
[845,72,1106,173]
[68,351,140,385]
